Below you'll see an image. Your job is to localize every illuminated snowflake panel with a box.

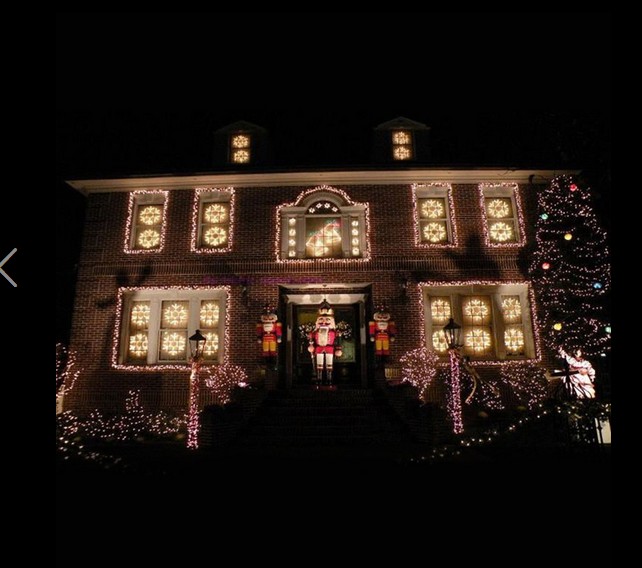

[504,326,525,354]
[463,297,491,325]
[420,199,445,219]
[204,226,228,247]
[204,203,228,224]
[486,198,512,219]
[465,328,492,354]
[232,149,250,163]
[130,302,150,327]
[501,296,522,323]
[138,205,162,226]
[432,330,448,353]
[162,302,189,327]
[393,145,412,160]
[231,135,250,148]
[392,131,411,145]
[203,332,219,358]
[430,297,451,324]
[422,222,447,243]
[161,331,187,358]
[489,221,515,242]
[128,333,148,358]
[200,301,220,327]
[137,229,161,249]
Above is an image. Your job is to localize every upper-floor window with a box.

[423,283,538,362]
[230,133,251,164]
[413,183,457,246]
[277,186,369,261]
[124,190,168,253]
[392,130,413,161]
[191,188,234,253]
[480,183,525,246]
[114,287,227,368]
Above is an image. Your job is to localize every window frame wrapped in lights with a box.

[190,187,235,253]
[113,287,229,370]
[412,183,457,247]
[276,185,370,262]
[421,282,540,363]
[124,190,169,254]
[229,132,252,164]
[391,130,414,161]
[479,183,526,247]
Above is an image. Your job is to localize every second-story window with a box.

[191,188,234,253]
[413,183,456,246]
[392,130,413,161]
[124,190,168,253]
[480,183,525,246]
[230,133,251,164]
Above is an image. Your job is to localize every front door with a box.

[293,303,361,386]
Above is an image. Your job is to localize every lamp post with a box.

[187,329,207,450]
[443,318,464,434]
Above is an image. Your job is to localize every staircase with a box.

[226,388,413,460]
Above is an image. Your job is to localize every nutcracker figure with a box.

[308,299,342,386]
[256,304,282,360]
[369,305,396,357]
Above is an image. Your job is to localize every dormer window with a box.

[230,133,251,164]
[392,130,413,161]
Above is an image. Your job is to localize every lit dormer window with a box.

[230,134,251,164]
[392,130,413,161]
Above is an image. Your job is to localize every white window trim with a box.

[275,186,371,263]
[412,183,457,247]
[421,282,539,364]
[479,183,526,247]
[123,190,169,254]
[190,187,235,253]
[112,287,229,370]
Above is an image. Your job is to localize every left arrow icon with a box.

[0,248,17,287]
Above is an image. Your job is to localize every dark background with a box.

[55,12,610,562]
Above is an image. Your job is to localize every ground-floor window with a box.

[422,282,538,361]
[114,287,227,368]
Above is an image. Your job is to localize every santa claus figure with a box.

[256,304,282,359]
[308,299,342,386]
[369,305,396,357]
[559,348,596,399]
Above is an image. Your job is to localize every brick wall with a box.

[66,182,551,414]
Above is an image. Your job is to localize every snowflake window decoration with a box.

[504,327,525,354]
[203,332,219,357]
[465,328,492,353]
[463,298,490,322]
[486,198,512,219]
[392,131,411,145]
[161,332,186,356]
[421,199,445,219]
[138,206,162,225]
[422,222,447,243]
[204,203,228,224]
[231,135,250,148]
[129,333,148,357]
[501,296,522,323]
[163,303,188,327]
[130,303,150,326]
[489,221,514,242]
[430,298,451,324]
[204,226,228,247]
[200,302,220,327]
[137,229,161,249]
[432,330,448,353]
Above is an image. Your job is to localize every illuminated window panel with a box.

[464,327,493,355]
[130,301,151,328]
[128,333,149,360]
[432,330,448,354]
[159,331,187,360]
[127,300,150,363]
[501,296,522,323]
[504,326,525,355]
[421,221,448,243]
[200,301,220,328]
[133,203,164,250]
[162,301,189,328]
[415,188,454,246]
[305,217,343,258]
[392,130,413,161]
[420,198,446,219]
[485,198,513,219]
[230,134,251,164]
[199,201,230,248]
[430,297,451,325]
[462,296,492,326]
[488,221,516,243]
[202,331,220,361]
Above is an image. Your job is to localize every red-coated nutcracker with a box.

[369,305,396,357]
[256,304,282,360]
[308,299,342,386]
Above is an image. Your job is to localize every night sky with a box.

[56,12,611,342]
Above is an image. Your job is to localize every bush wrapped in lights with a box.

[400,347,439,404]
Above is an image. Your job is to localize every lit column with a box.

[187,330,206,450]
[443,318,464,434]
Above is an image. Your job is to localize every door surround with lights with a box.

[280,284,371,388]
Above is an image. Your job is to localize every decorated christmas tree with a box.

[530,175,610,357]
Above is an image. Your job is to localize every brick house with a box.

[64,118,570,416]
